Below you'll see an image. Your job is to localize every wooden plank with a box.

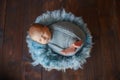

[97,0,114,16]
[2,0,25,80]
[112,0,120,79]
[0,0,6,79]
[97,0,120,79]
[115,0,120,42]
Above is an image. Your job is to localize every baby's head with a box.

[28,23,51,44]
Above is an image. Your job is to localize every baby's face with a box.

[31,32,51,44]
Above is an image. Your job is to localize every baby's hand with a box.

[61,46,76,54]
[72,40,83,48]
[61,40,83,55]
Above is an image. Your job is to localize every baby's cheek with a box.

[31,36,39,42]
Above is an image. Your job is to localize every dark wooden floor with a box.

[0,0,120,80]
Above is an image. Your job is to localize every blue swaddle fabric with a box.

[26,9,93,71]
[48,21,85,56]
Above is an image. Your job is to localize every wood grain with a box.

[1,0,24,80]
[0,0,6,79]
[1,0,120,80]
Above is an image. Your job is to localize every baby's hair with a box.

[29,23,44,36]
[30,23,45,28]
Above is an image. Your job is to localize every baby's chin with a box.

[38,41,49,45]
[41,42,48,45]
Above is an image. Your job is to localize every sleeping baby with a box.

[28,21,85,56]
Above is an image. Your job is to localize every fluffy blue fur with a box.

[26,9,92,71]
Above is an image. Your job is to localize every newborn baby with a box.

[28,22,84,56]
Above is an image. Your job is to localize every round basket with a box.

[26,9,92,71]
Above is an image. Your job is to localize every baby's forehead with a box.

[29,26,43,33]
[32,28,48,36]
